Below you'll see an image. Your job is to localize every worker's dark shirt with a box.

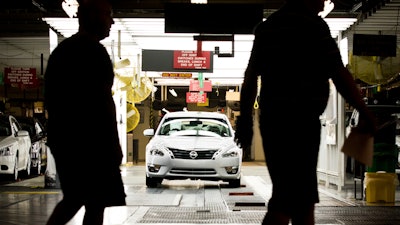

[248,3,344,117]
[44,33,126,206]
[44,33,120,161]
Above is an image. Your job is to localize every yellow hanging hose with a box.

[253,76,261,109]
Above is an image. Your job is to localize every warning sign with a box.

[173,51,211,70]
[162,72,192,78]
[4,67,38,88]
[186,92,207,103]
[189,80,212,92]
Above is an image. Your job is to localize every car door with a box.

[10,117,31,170]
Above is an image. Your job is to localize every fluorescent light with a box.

[324,18,357,38]
[191,0,207,3]
[155,79,191,86]
[62,0,79,18]
[154,77,243,87]
[169,88,178,97]
[319,0,334,18]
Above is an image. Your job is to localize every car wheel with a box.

[228,178,241,188]
[146,176,162,188]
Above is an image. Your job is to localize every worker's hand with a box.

[234,115,253,149]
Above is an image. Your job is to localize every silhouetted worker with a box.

[235,0,376,224]
[44,0,126,224]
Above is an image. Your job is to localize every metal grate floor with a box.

[138,206,264,224]
[315,206,400,225]
[138,206,400,224]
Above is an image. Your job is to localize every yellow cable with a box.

[254,76,261,109]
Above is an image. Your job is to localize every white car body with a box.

[0,115,32,180]
[143,111,242,188]
[17,116,48,175]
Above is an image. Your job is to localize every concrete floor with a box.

[0,162,399,225]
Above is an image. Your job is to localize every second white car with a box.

[0,114,32,180]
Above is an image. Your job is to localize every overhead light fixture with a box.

[62,0,79,18]
[154,77,243,87]
[169,88,178,97]
[319,0,334,18]
[191,0,207,4]
[155,79,191,86]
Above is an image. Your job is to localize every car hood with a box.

[151,136,235,150]
[0,136,15,147]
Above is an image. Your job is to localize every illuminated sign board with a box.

[186,92,207,103]
[189,80,212,92]
[162,73,192,78]
[4,67,38,88]
[173,51,211,70]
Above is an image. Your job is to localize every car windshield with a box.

[0,119,11,136]
[158,117,231,137]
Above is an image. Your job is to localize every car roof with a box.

[163,111,228,120]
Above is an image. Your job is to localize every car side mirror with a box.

[17,130,29,137]
[143,128,155,137]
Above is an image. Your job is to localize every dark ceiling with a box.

[0,0,398,97]
[2,0,366,16]
[0,0,371,37]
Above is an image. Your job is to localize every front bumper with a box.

[0,156,16,175]
[146,157,241,181]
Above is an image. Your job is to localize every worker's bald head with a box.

[76,0,114,41]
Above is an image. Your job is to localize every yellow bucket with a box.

[364,172,399,203]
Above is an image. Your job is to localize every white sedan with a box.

[17,116,47,175]
[143,111,242,188]
[0,114,32,180]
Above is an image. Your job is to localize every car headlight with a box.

[149,147,166,156]
[0,146,13,156]
[222,149,239,158]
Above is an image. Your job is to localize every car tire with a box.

[228,178,241,188]
[146,176,162,188]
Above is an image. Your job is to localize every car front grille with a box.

[169,168,217,175]
[169,148,218,160]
